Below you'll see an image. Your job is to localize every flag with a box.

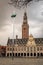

[11,14,16,18]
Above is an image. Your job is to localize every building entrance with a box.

[21,53,23,56]
[30,53,33,56]
[18,53,20,57]
[15,53,17,57]
[37,53,39,57]
[27,53,29,56]
[24,53,26,56]
[34,53,36,56]
[40,53,43,56]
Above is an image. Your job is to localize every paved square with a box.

[0,58,43,65]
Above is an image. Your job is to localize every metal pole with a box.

[11,13,16,60]
[12,21,14,60]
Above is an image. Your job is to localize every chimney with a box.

[16,35,18,39]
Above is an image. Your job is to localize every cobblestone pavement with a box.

[0,57,43,65]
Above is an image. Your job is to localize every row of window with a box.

[7,47,43,51]
[7,53,43,57]
[37,47,43,51]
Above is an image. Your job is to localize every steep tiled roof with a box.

[7,38,43,45]
[35,38,43,44]
[7,39,28,45]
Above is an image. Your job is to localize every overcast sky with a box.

[0,0,43,45]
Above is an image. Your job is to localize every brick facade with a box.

[22,12,29,39]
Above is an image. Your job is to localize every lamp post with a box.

[11,14,16,60]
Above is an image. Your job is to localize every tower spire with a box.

[22,12,29,39]
[23,11,27,24]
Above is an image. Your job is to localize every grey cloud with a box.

[27,1,43,22]
[0,0,43,45]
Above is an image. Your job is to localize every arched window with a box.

[37,47,39,51]
[30,53,33,56]
[21,47,23,51]
[10,53,12,56]
[18,53,20,56]
[40,53,43,56]
[24,47,26,51]
[7,53,9,57]
[10,48,12,51]
[18,47,20,51]
[7,48,9,51]
[31,47,32,52]
[27,53,29,56]
[34,47,36,51]
[24,53,26,56]
[34,53,36,56]
[27,47,29,51]
[15,53,17,56]
[37,53,39,57]
[15,48,17,51]
[40,47,43,51]
[21,53,23,56]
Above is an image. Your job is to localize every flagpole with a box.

[12,20,14,60]
[11,14,16,60]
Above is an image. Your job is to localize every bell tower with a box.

[22,12,29,39]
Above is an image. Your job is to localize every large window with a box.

[34,53,36,56]
[31,47,32,52]
[18,53,20,56]
[7,48,9,51]
[40,47,43,51]
[37,47,39,51]
[10,48,12,51]
[18,47,20,51]
[37,53,39,56]
[21,53,23,56]
[21,47,23,51]
[30,53,33,56]
[27,53,29,56]
[7,53,9,57]
[13,48,14,51]
[15,53,17,56]
[24,53,26,56]
[15,48,17,51]
[40,53,43,56]
[10,53,12,56]
[27,47,29,51]
[24,47,26,51]
[34,47,36,51]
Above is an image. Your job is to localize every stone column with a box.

[6,53,7,57]
[23,53,24,57]
[9,53,10,57]
[29,47,30,57]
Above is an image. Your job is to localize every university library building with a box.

[6,12,43,57]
